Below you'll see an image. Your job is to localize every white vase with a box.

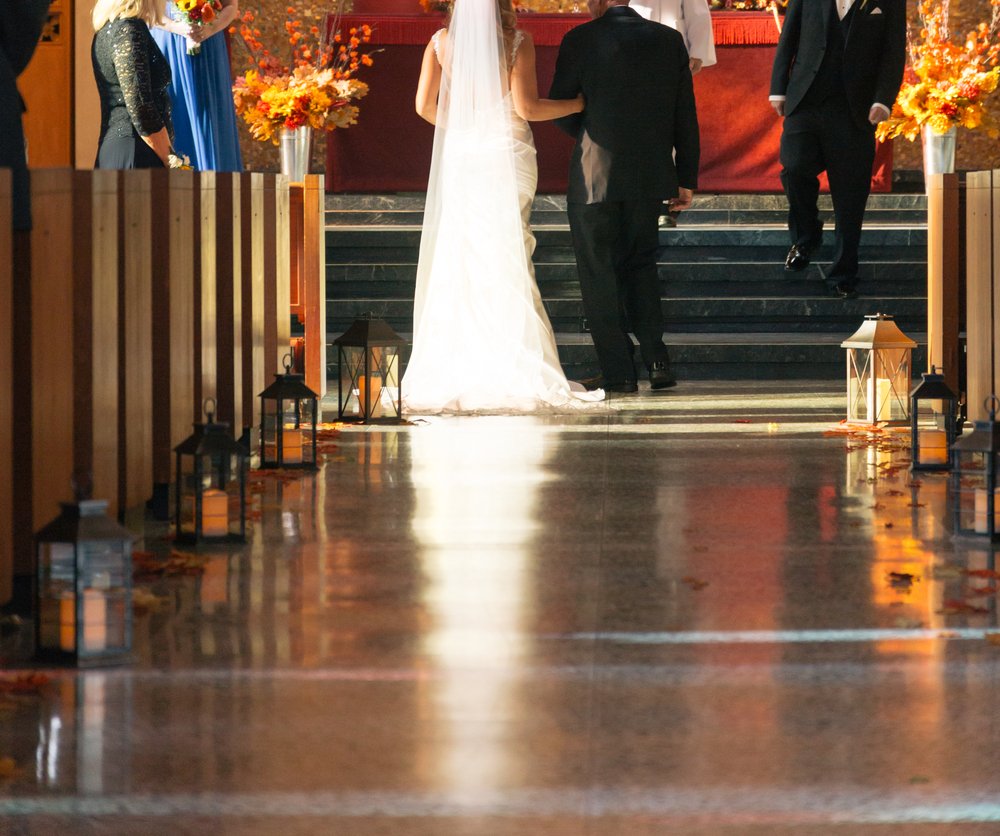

[279,126,313,183]
[921,125,957,178]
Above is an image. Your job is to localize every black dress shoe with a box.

[604,380,639,394]
[784,244,812,272]
[648,360,677,390]
[832,280,859,299]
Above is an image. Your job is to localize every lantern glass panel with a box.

[175,442,246,542]
[847,346,911,423]
[261,398,316,467]
[951,449,1000,538]
[910,370,958,471]
[36,529,131,661]
[339,345,401,422]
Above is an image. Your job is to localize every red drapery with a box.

[325,13,891,193]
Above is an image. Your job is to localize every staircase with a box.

[324,192,928,380]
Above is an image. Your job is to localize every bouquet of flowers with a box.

[877,0,1000,141]
[231,5,375,144]
[174,0,223,55]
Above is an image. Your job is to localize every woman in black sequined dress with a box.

[92,0,173,169]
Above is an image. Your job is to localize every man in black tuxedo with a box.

[770,0,905,298]
[0,1,49,232]
[551,0,699,393]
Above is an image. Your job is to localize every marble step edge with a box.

[324,330,928,347]
[325,193,929,211]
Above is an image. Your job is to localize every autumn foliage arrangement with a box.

[877,0,1000,141]
[231,5,375,144]
[419,0,587,12]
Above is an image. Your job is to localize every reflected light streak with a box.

[410,418,553,794]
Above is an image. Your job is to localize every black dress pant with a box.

[567,198,668,384]
[779,94,876,286]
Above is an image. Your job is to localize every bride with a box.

[401,0,605,413]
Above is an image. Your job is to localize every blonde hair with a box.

[498,0,517,36]
[92,0,166,30]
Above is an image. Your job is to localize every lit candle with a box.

[56,590,107,652]
[974,487,1000,533]
[202,489,228,537]
[357,375,383,419]
[917,429,948,464]
[872,377,893,421]
[282,428,303,464]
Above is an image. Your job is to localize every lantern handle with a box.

[71,470,93,502]
[282,352,293,374]
[986,395,1000,420]
[203,397,217,423]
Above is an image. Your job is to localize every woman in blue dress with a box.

[152,0,243,171]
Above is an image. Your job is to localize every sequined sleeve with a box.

[109,19,165,136]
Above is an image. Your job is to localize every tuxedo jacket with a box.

[550,6,699,205]
[0,0,50,230]
[631,0,717,67]
[769,0,906,130]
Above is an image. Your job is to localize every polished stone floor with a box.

[4,381,1000,835]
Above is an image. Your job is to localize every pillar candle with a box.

[58,590,107,652]
[282,428,303,463]
[917,429,948,464]
[357,375,383,419]
[974,487,1000,533]
[202,489,229,537]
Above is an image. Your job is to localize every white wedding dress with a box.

[402,2,604,414]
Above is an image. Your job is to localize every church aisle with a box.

[4,382,1000,835]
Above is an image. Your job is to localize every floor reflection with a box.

[410,417,555,795]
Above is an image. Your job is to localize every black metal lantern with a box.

[910,366,959,472]
[35,486,133,666]
[258,353,319,470]
[841,314,917,424]
[174,398,248,544]
[333,315,405,424]
[950,396,1000,540]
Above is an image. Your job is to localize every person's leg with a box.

[823,110,877,293]
[567,200,636,385]
[779,109,825,261]
[617,198,669,371]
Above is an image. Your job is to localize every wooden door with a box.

[21,0,74,168]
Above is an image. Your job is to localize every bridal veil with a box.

[402,0,602,413]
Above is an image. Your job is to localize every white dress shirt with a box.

[632,0,718,68]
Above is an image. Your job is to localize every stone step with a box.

[327,262,925,286]
[325,225,927,251]
[322,331,929,381]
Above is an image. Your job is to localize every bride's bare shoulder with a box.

[430,27,448,57]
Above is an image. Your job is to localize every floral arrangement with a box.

[420,0,586,12]
[174,0,222,54]
[877,0,1000,141]
[231,6,375,144]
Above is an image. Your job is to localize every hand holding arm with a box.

[512,36,584,122]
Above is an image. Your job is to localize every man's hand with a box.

[689,57,703,75]
[868,104,890,125]
[770,99,785,117]
[669,187,694,213]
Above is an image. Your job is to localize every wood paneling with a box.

[276,176,292,374]
[303,175,327,398]
[215,173,243,436]
[965,171,994,421]
[151,171,197,490]
[0,171,11,604]
[120,171,154,514]
[77,170,120,514]
[30,170,78,527]
[926,173,961,400]
[199,173,218,411]
[241,173,267,447]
